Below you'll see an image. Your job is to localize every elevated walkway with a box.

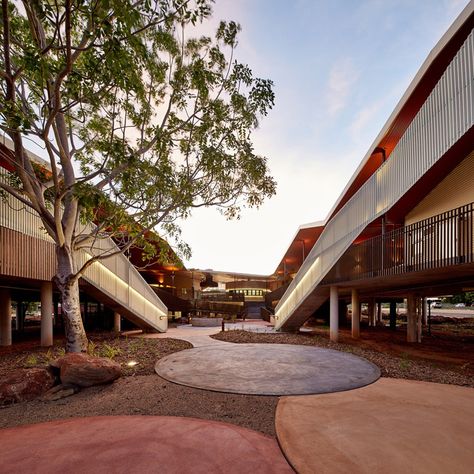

[0,171,167,332]
[275,28,474,330]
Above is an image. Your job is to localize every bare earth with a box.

[213,328,474,387]
[1,324,473,437]
[0,335,278,436]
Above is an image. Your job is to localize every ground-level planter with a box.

[191,317,223,327]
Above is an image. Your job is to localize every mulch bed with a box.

[0,333,277,436]
[0,333,192,378]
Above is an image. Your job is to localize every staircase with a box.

[0,169,168,332]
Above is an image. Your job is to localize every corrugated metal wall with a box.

[275,28,474,329]
[405,149,474,225]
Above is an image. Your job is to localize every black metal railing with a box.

[324,202,474,284]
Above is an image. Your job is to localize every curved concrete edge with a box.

[0,415,293,474]
[275,378,474,474]
[191,317,223,327]
[155,343,381,396]
[144,325,228,347]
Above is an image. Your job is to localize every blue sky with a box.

[179,0,471,275]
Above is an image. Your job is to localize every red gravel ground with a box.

[1,321,472,437]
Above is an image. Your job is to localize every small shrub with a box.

[24,354,39,367]
[399,352,411,371]
[43,348,53,363]
[100,343,122,359]
[399,359,410,370]
[87,340,98,357]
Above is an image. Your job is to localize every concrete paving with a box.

[155,343,380,396]
[225,320,277,333]
[143,325,226,347]
[143,320,276,347]
[276,378,474,474]
[0,416,293,474]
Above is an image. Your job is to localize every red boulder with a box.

[51,353,121,388]
[0,368,55,405]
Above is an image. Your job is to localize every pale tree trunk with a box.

[54,246,88,352]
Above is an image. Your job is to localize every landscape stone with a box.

[0,368,55,405]
[51,353,121,387]
[41,384,79,401]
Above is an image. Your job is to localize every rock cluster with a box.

[0,368,55,405]
[0,353,121,405]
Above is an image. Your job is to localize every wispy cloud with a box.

[325,59,359,117]
[349,99,384,142]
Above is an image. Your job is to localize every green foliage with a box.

[87,340,98,357]
[448,292,474,305]
[399,353,411,371]
[24,354,39,367]
[56,347,66,358]
[43,348,55,364]
[1,0,276,273]
[100,342,122,359]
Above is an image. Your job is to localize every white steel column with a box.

[114,312,121,333]
[368,299,376,327]
[407,294,418,343]
[330,286,339,342]
[417,297,423,342]
[421,298,428,325]
[351,289,360,339]
[41,282,53,347]
[0,288,12,346]
[377,302,382,324]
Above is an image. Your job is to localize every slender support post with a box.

[389,301,397,330]
[15,302,22,331]
[377,302,382,324]
[421,298,428,325]
[427,301,432,335]
[16,303,20,331]
[0,288,12,346]
[407,294,418,343]
[114,312,121,333]
[330,286,339,342]
[417,297,423,342]
[351,289,360,339]
[41,282,53,347]
[368,298,376,327]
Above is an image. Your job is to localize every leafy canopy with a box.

[0,0,276,268]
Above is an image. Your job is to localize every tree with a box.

[0,0,276,352]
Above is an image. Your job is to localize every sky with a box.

[178,0,471,275]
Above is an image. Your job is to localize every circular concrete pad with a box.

[0,416,292,474]
[276,378,474,474]
[155,343,380,395]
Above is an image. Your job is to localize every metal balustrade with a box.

[0,169,168,332]
[275,29,474,329]
[323,203,474,284]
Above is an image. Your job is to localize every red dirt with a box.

[304,323,474,375]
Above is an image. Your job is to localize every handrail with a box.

[323,202,474,284]
[275,28,474,329]
[0,169,168,332]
